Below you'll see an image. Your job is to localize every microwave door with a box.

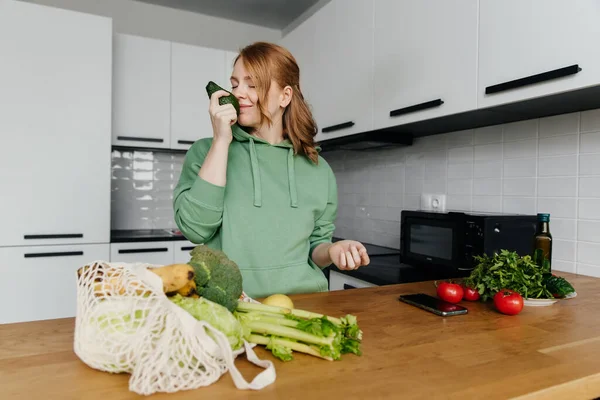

[401,218,462,268]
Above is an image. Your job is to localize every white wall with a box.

[324,108,600,278]
[20,0,281,51]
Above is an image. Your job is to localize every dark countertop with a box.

[327,238,426,286]
[110,229,189,243]
[109,233,424,286]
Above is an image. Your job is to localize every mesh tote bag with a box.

[73,260,275,395]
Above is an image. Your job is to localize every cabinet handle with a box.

[177,140,195,145]
[24,251,84,258]
[117,136,164,143]
[485,64,582,95]
[181,246,195,251]
[343,284,357,290]
[24,233,83,240]
[390,99,444,117]
[118,247,169,254]
[322,121,355,133]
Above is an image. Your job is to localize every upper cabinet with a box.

[171,43,226,150]
[478,0,600,109]
[280,0,374,141]
[373,0,478,130]
[112,34,171,149]
[0,0,112,247]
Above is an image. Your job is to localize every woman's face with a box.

[230,57,287,129]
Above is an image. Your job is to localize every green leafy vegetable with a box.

[235,300,362,362]
[463,250,554,301]
[170,294,244,351]
[543,274,575,297]
[188,245,243,312]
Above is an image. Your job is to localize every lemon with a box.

[262,293,294,309]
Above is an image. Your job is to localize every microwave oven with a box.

[399,210,538,278]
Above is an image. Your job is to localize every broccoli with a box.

[187,245,243,312]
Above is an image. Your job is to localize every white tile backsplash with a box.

[538,155,578,177]
[503,138,537,159]
[579,176,600,198]
[474,125,503,144]
[537,198,577,219]
[579,199,600,220]
[577,242,600,265]
[448,179,473,195]
[472,196,502,213]
[474,160,503,178]
[579,131,600,153]
[553,239,576,261]
[448,146,474,163]
[111,149,184,230]
[448,162,473,180]
[446,129,474,148]
[579,154,600,175]
[503,158,536,178]
[578,220,600,242]
[551,218,577,240]
[503,120,538,142]
[474,143,503,161]
[581,109,600,133]
[537,177,577,198]
[327,108,600,276]
[539,112,579,137]
[503,197,536,214]
[503,178,536,197]
[474,179,502,196]
[539,134,579,156]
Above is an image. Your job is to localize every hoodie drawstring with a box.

[244,132,297,208]
[287,148,298,208]
[248,137,262,207]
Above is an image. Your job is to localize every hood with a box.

[232,124,299,208]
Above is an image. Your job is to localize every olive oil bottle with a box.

[533,213,553,271]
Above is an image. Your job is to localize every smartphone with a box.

[399,293,468,317]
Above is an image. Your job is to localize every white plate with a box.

[563,291,577,299]
[523,298,558,307]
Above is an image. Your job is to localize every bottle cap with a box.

[537,213,550,222]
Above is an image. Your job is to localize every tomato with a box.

[436,281,464,304]
[462,285,481,301]
[493,289,524,315]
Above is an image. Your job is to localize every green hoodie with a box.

[173,124,337,299]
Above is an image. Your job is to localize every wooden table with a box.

[1,272,600,399]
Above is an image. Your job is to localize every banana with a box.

[93,277,147,297]
[149,263,195,293]
[172,279,196,297]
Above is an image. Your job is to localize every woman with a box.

[173,42,370,299]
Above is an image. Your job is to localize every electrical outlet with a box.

[420,193,446,212]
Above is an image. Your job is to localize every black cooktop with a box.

[328,238,426,286]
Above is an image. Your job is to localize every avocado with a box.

[205,81,240,115]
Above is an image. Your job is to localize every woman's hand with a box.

[328,240,370,270]
[209,90,237,145]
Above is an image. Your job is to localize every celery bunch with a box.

[235,301,362,362]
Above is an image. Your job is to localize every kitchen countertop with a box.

[2,272,600,399]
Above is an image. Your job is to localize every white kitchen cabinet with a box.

[373,0,478,129]
[110,242,174,266]
[112,33,171,149]
[0,0,111,247]
[0,244,109,324]
[280,0,374,141]
[171,43,226,150]
[478,0,600,109]
[173,240,197,264]
[329,270,376,291]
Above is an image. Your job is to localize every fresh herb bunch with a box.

[463,250,554,301]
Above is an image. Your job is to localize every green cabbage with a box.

[169,294,244,351]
